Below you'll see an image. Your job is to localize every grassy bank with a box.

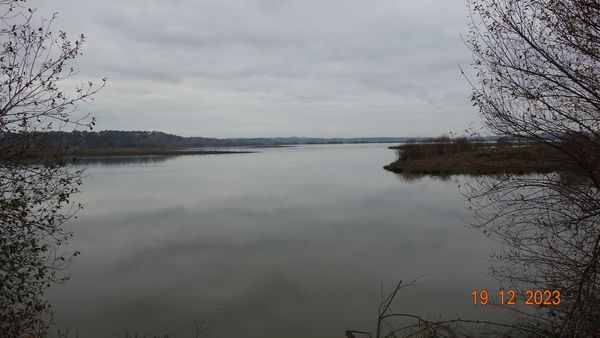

[384,137,564,175]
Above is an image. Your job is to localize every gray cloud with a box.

[28,0,479,137]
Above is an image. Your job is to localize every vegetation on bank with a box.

[384,136,566,175]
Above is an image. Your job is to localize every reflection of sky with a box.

[48,144,509,338]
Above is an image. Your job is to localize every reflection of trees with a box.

[0,1,102,336]
[390,170,452,183]
[466,173,600,334]
[74,155,175,166]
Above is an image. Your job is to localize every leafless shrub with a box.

[464,0,600,335]
[0,0,103,336]
[347,279,549,338]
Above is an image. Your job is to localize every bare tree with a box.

[347,279,549,338]
[465,0,600,335]
[0,1,103,336]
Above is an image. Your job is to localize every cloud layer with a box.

[29,0,479,137]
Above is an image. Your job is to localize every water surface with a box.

[48,144,506,337]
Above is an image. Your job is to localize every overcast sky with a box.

[30,0,479,138]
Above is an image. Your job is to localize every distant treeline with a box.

[3,130,419,149]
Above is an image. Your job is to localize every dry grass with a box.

[384,138,564,175]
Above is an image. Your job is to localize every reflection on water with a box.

[74,155,176,166]
[392,170,454,183]
[47,144,507,338]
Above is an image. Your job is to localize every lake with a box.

[47,143,508,338]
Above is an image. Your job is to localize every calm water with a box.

[47,144,507,337]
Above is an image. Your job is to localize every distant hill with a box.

[7,130,416,149]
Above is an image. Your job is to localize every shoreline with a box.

[64,148,255,158]
[384,142,564,175]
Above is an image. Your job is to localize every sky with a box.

[29,0,479,138]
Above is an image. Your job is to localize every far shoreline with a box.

[64,147,256,158]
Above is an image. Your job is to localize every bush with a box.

[397,136,477,161]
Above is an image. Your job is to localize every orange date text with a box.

[471,289,561,305]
